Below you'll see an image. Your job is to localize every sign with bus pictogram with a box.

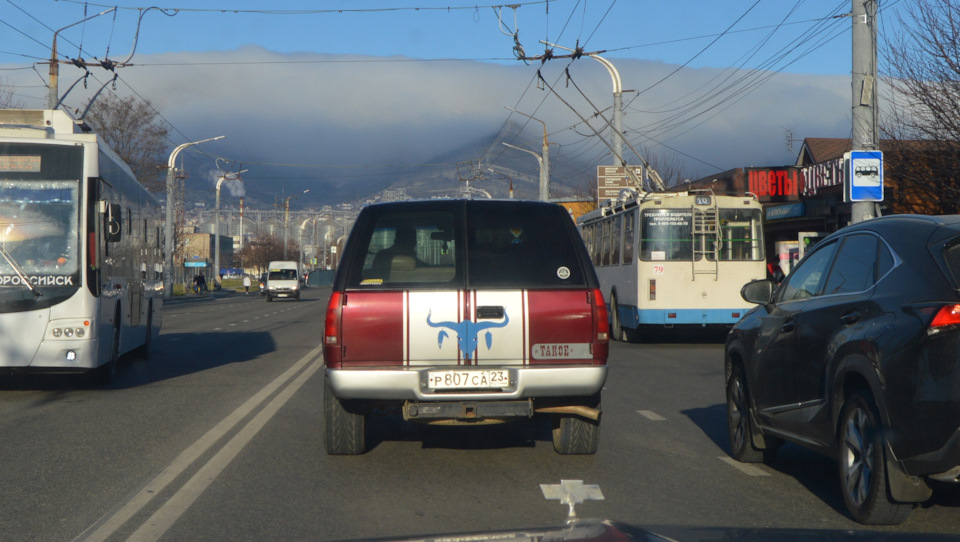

[846,150,883,202]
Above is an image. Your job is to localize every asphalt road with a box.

[1,286,958,541]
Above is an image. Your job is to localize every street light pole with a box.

[164,136,224,299]
[299,217,317,272]
[504,107,550,201]
[283,189,310,260]
[502,143,544,201]
[541,42,624,167]
[47,8,117,109]
[214,171,243,290]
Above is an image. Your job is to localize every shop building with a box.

[682,137,958,274]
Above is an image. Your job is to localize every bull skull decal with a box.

[426,310,510,361]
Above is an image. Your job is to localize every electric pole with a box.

[851,0,879,223]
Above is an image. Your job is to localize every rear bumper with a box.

[326,365,607,401]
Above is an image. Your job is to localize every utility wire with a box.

[54,0,558,15]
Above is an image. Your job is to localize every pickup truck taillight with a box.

[591,288,609,363]
[324,292,343,367]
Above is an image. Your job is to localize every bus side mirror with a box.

[102,201,122,243]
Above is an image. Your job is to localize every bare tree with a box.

[0,77,25,109]
[881,0,960,213]
[642,149,689,189]
[237,233,288,272]
[85,93,169,192]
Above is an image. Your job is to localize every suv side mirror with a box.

[741,279,774,305]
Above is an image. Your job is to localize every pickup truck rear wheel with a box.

[324,379,365,455]
[551,396,601,454]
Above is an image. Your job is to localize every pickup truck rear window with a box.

[340,201,590,290]
[466,203,586,288]
[353,211,458,286]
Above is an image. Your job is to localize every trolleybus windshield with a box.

[0,144,82,310]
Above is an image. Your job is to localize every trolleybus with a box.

[578,189,765,341]
[0,109,163,380]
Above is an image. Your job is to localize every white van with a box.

[265,261,300,302]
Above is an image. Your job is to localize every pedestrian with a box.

[198,272,207,293]
[242,274,251,294]
[193,274,201,295]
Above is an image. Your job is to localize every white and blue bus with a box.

[0,109,163,380]
[578,189,765,341]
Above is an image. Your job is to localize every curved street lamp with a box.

[214,171,245,290]
[283,189,309,259]
[298,216,319,276]
[163,135,224,298]
[504,107,550,201]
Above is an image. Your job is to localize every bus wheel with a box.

[93,321,121,386]
[140,300,153,361]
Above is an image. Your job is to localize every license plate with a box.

[426,369,509,390]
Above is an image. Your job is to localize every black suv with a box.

[323,199,609,455]
[725,214,960,525]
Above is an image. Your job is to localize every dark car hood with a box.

[331,518,960,542]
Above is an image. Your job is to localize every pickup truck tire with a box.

[551,395,601,454]
[324,379,365,455]
[552,414,600,455]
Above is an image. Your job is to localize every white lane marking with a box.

[129,358,323,541]
[637,410,666,421]
[75,345,323,542]
[719,456,770,476]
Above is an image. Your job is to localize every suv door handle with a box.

[477,306,505,319]
[781,320,796,333]
[840,311,861,325]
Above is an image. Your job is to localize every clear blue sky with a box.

[3,1,861,76]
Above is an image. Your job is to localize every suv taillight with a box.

[324,292,344,366]
[928,304,960,336]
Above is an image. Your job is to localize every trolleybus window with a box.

[640,208,693,261]
[622,212,634,263]
[707,208,763,261]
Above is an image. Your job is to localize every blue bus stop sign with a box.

[848,150,883,202]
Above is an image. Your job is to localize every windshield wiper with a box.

[0,243,42,298]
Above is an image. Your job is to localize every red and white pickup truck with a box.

[323,199,609,455]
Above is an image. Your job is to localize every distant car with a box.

[323,199,609,455]
[725,214,960,525]
[258,273,267,295]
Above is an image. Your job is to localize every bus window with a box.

[623,212,635,262]
[611,216,622,265]
[709,208,763,261]
[640,208,693,261]
[601,220,611,266]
